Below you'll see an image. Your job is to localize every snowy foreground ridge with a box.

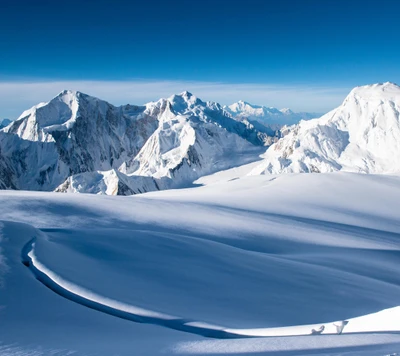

[1,173,400,355]
[1,82,398,196]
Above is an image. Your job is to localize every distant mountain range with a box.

[0,118,11,129]
[225,101,320,129]
[1,82,399,195]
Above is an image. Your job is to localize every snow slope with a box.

[251,82,400,175]
[1,172,400,355]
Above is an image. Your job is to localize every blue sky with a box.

[1,0,399,118]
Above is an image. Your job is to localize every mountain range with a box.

[1,82,399,195]
[225,101,320,129]
[0,91,280,193]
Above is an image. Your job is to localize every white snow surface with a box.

[251,82,400,175]
[1,172,400,355]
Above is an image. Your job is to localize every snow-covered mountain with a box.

[251,82,400,175]
[119,92,268,187]
[225,100,319,128]
[0,90,160,191]
[3,82,399,195]
[0,90,272,193]
[0,118,11,129]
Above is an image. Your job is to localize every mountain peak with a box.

[349,82,400,100]
[56,89,80,98]
[180,90,194,98]
[280,108,294,115]
[167,91,202,112]
[236,100,261,108]
[251,82,400,176]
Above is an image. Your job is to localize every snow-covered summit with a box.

[167,91,202,111]
[228,100,281,117]
[120,92,270,187]
[348,81,400,101]
[0,90,161,190]
[280,108,294,115]
[251,82,400,175]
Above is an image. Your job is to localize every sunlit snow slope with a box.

[251,82,400,175]
[1,173,400,355]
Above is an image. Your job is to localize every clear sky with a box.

[1,0,399,118]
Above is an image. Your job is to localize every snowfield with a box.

[1,172,400,355]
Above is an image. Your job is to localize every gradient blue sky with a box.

[1,0,399,118]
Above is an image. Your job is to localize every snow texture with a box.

[1,173,400,355]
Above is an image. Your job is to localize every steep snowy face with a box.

[122,92,267,186]
[226,100,319,128]
[1,90,160,190]
[251,82,400,175]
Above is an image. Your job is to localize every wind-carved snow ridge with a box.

[21,235,400,339]
[21,237,243,339]
[250,82,400,175]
